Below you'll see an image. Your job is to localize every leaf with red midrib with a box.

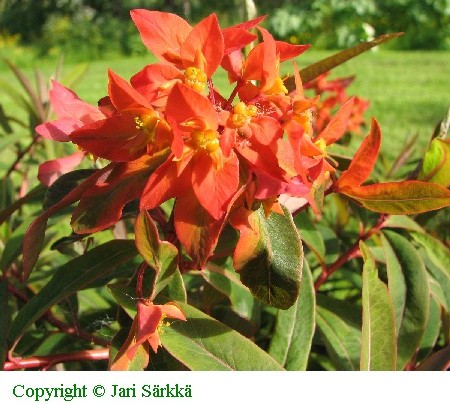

[339,181,450,214]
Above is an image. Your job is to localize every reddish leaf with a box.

[180,14,224,77]
[36,118,84,142]
[317,97,354,145]
[69,110,158,162]
[49,80,104,123]
[38,152,85,187]
[22,170,104,278]
[139,155,192,210]
[336,118,382,189]
[71,152,169,234]
[339,181,450,214]
[175,189,226,269]
[192,152,239,220]
[130,10,191,68]
[108,69,151,110]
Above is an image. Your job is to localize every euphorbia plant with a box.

[3,10,450,371]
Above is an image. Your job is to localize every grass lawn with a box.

[1,49,449,170]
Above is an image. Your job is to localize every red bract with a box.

[30,10,373,272]
[70,70,172,162]
[111,302,186,370]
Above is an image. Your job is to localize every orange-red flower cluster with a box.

[36,10,359,268]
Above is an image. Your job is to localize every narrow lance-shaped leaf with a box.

[268,260,315,370]
[285,33,404,89]
[411,232,450,277]
[417,297,441,363]
[201,265,257,321]
[9,240,138,347]
[360,241,396,371]
[316,296,362,370]
[22,169,104,278]
[339,181,450,215]
[160,301,284,370]
[135,210,179,299]
[231,205,303,309]
[336,118,382,189]
[415,346,450,371]
[294,211,326,263]
[381,234,406,335]
[0,281,10,369]
[383,231,430,370]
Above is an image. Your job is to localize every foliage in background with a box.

[1,0,449,64]
[0,8,449,372]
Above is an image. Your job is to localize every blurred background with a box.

[1,0,449,63]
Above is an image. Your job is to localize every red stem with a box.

[7,284,109,347]
[314,214,388,290]
[4,348,109,371]
[224,79,245,111]
[3,135,40,179]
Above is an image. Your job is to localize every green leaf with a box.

[0,281,10,369]
[201,264,257,321]
[383,231,430,370]
[268,260,315,370]
[108,284,138,318]
[339,181,450,215]
[22,170,103,278]
[415,346,450,371]
[135,210,178,300]
[3,58,45,120]
[0,217,34,271]
[417,297,441,362]
[316,296,361,370]
[428,276,448,313]
[360,241,396,370]
[8,240,137,346]
[418,138,450,187]
[411,232,450,277]
[160,302,284,370]
[0,132,27,150]
[381,234,406,335]
[233,205,303,309]
[285,33,403,89]
[159,269,187,303]
[0,185,46,226]
[294,211,326,262]
[383,215,424,233]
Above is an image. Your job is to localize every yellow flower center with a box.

[135,113,159,134]
[314,138,328,156]
[292,103,313,136]
[184,66,207,92]
[266,77,288,95]
[191,129,220,153]
[231,102,258,128]
[156,315,171,335]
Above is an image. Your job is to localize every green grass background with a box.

[1,50,449,167]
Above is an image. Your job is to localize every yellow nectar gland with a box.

[191,129,220,153]
[314,138,328,155]
[231,102,258,128]
[156,315,171,335]
[184,67,207,92]
[266,77,288,96]
[293,102,313,136]
[134,113,159,142]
